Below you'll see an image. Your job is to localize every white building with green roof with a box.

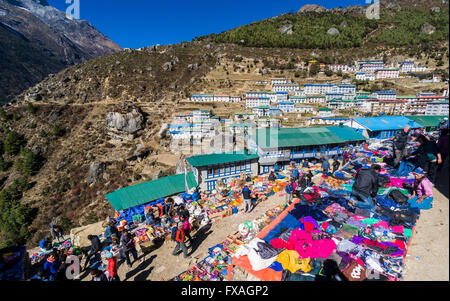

[186,152,260,191]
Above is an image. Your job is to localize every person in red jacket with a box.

[105,252,120,281]
[172,222,190,259]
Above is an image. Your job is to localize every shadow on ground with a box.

[435,165,449,199]
[188,223,213,255]
[124,254,157,281]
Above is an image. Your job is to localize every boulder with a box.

[105,108,144,134]
[421,22,436,35]
[298,4,328,14]
[327,27,340,35]
[152,170,163,180]
[86,162,106,185]
[162,61,174,71]
[279,24,294,35]
[431,7,440,13]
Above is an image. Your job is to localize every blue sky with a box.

[47,0,368,49]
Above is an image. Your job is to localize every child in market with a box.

[172,222,190,259]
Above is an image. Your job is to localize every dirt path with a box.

[113,191,287,281]
[403,167,449,281]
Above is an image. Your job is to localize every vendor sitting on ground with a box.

[408,167,434,210]
[144,208,155,225]
[268,170,277,183]
[348,164,381,211]
[40,236,53,252]
[332,157,340,173]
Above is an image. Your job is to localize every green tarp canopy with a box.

[186,151,259,168]
[105,172,198,211]
[251,126,366,149]
[405,115,448,128]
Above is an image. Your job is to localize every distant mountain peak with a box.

[0,0,122,102]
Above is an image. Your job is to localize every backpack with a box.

[388,189,408,205]
[171,227,178,241]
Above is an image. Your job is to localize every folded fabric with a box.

[267,261,284,272]
[276,250,311,273]
[256,241,282,259]
[361,218,380,225]
[235,238,279,271]
[337,240,359,254]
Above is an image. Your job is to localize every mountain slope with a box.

[200,3,449,49]
[0,0,122,103]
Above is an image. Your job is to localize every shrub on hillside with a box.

[3,131,25,155]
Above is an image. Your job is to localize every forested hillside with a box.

[200,7,449,49]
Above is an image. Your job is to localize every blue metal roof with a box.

[352,116,422,131]
[375,90,396,95]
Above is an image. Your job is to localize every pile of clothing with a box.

[171,204,287,281]
[226,146,429,281]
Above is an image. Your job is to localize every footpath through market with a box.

[22,136,449,282]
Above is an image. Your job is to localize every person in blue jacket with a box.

[285,180,295,205]
[42,253,60,281]
[40,236,52,252]
[274,163,280,173]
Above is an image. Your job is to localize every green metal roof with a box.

[186,151,259,167]
[105,172,198,211]
[251,126,366,149]
[405,115,448,128]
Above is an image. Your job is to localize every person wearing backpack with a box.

[172,222,190,258]
[407,167,434,210]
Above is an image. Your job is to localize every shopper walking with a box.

[242,184,253,213]
[409,134,442,184]
[50,223,64,243]
[120,229,138,268]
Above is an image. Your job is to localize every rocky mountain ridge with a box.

[0,0,122,103]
